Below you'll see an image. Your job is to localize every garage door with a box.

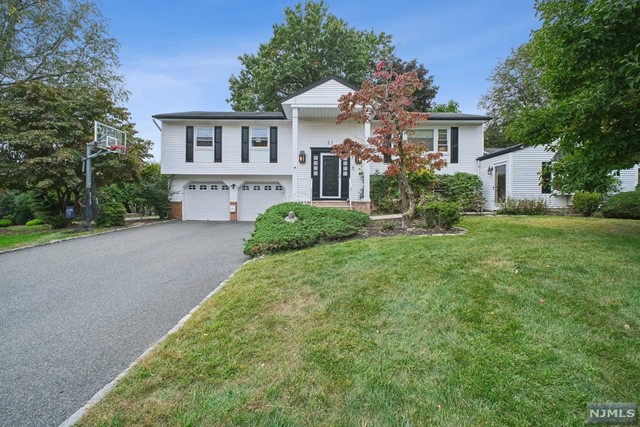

[237,183,285,221]
[184,183,229,221]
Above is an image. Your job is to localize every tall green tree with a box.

[430,99,460,113]
[0,0,123,97]
[0,82,151,214]
[509,0,640,171]
[228,1,437,112]
[386,57,438,111]
[478,43,547,148]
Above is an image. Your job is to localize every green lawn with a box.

[0,225,90,250]
[78,216,640,426]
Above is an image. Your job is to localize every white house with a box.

[153,77,639,220]
[153,77,490,221]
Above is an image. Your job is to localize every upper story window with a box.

[437,129,448,152]
[196,128,213,147]
[408,129,434,151]
[251,128,268,148]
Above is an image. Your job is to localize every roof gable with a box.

[280,76,357,105]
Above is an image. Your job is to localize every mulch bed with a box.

[357,218,466,239]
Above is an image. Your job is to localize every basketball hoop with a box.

[108,144,126,154]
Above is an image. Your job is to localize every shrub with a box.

[572,191,602,216]
[498,198,548,215]
[96,201,127,227]
[244,203,369,256]
[0,219,12,227]
[0,191,35,225]
[601,191,640,219]
[370,173,400,214]
[44,214,68,229]
[434,173,485,212]
[416,201,461,229]
[26,218,44,226]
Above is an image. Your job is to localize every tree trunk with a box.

[397,171,415,229]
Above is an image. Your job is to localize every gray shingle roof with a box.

[152,111,285,120]
[476,144,525,161]
[426,112,491,121]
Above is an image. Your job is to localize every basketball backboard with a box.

[95,121,127,153]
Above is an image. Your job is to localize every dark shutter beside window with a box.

[186,126,194,163]
[241,126,249,163]
[214,126,222,163]
[269,126,278,163]
[450,127,459,164]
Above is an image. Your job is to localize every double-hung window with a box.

[437,129,448,152]
[196,128,213,147]
[251,128,268,148]
[408,129,435,152]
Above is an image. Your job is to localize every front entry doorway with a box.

[495,164,507,204]
[311,148,349,200]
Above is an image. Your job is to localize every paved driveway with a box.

[0,221,253,426]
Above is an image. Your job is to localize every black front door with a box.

[321,155,340,198]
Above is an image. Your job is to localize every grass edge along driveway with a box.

[77,216,640,426]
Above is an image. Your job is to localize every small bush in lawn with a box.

[572,191,602,216]
[244,203,369,256]
[380,221,396,231]
[96,201,127,227]
[416,201,461,230]
[601,191,640,219]
[26,218,44,226]
[0,218,12,227]
[44,214,68,229]
[498,198,548,215]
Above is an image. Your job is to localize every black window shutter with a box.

[241,126,249,163]
[214,126,222,163]
[311,151,320,199]
[186,126,194,163]
[450,127,459,164]
[269,126,278,163]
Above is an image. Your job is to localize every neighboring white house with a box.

[477,144,639,211]
[153,76,639,220]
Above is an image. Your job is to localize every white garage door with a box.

[184,183,229,221]
[237,183,285,221]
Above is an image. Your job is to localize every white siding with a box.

[161,121,292,176]
[619,166,639,191]
[283,79,353,106]
[511,147,569,209]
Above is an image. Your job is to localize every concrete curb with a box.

[58,258,253,427]
[0,220,173,256]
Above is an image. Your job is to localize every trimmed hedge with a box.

[434,172,484,212]
[26,218,44,226]
[243,203,369,257]
[416,201,461,230]
[572,191,602,217]
[601,191,640,219]
[0,219,12,227]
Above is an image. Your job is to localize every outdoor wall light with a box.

[487,166,494,175]
[355,155,362,165]
[298,150,306,164]
[231,183,236,189]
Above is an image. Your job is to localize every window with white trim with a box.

[275,185,283,191]
[222,184,229,190]
[408,129,435,152]
[211,184,218,190]
[251,128,268,148]
[241,185,249,190]
[199,184,207,190]
[196,128,213,147]
[437,129,448,152]
[188,184,196,190]
[253,185,261,190]
[264,185,272,190]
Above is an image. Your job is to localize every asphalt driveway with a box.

[0,221,253,426]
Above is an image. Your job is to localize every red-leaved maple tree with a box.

[333,63,446,226]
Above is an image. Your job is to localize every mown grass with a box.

[78,216,640,426]
[0,225,91,250]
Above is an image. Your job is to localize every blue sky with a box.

[100,0,540,159]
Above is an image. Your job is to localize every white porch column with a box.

[363,122,371,201]
[291,106,299,196]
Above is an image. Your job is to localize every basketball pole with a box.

[85,141,94,229]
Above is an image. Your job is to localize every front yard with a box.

[78,216,640,426]
[0,225,90,251]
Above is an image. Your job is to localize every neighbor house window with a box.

[251,128,268,148]
[408,129,435,152]
[437,129,448,152]
[541,162,552,194]
[196,128,213,147]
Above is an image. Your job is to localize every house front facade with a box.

[154,77,490,221]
